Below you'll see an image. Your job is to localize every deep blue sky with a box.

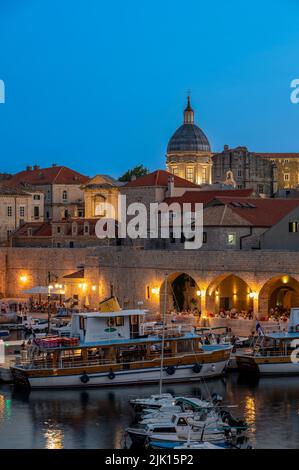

[0,0,299,178]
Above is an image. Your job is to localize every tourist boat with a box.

[236,307,299,375]
[10,309,231,389]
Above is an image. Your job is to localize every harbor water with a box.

[0,373,298,449]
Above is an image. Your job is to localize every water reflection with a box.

[0,374,298,449]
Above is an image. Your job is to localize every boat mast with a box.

[159,273,168,395]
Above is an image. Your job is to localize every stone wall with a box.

[1,245,299,317]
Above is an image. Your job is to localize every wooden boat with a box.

[236,307,299,375]
[10,309,231,389]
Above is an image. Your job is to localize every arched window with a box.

[94,194,106,217]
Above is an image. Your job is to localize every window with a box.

[202,232,207,244]
[34,206,40,219]
[237,169,242,177]
[47,191,51,201]
[186,167,194,182]
[202,168,207,183]
[94,196,106,217]
[172,167,179,176]
[289,222,298,233]
[56,226,61,234]
[78,209,84,218]
[7,206,12,217]
[116,316,124,326]
[33,194,41,200]
[19,206,25,218]
[107,318,115,327]
[284,159,289,164]
[284,173,290,181]
[227,233,236,246]
[69,241,74,248]
[62,190,68,201]
[84,223,89,234]
[7,230,12,240]
[258,184,264,194]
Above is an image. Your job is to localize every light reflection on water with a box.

[0,373,298,449]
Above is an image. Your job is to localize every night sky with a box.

[0,0,299,178]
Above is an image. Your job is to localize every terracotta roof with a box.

[0,185,32,196]
[254,153,299,159]
[63,269,84,279]
[164,188,254,206]
[13,223,52,237]
[208,197,299,227]
[124,170,199,188]
[6,166,89,186]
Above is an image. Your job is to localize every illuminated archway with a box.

[206,274,253,314]
[258,275,299,318]
[159,272,201,314]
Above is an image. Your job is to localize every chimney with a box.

[168,175,175,197]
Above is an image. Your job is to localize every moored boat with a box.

[236,307,299,375]
[10,309,231,389]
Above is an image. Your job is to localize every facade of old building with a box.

[166,97,213,184]
[253,152,299,190]
[212,146,277,197]
[212,147,299,196]
[0,185,44,244]
[83,174,123,220]
[4,165,89,220]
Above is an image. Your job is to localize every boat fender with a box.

[192,363,202,374]
[80,373,90,384]
[108,371,116,380]
[166,366,175,375]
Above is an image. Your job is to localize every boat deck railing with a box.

[12,350,200,370]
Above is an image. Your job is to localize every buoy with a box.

[166,366,175,375]
[108,371,116,380]
[80,373,89,384]
[192,363,202,374]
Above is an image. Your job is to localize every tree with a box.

[118,165,149,182]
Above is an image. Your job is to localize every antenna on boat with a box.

[159,272,168,395]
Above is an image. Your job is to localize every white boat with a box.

[127,412,230,447]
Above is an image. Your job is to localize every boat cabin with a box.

[70,309,147,344]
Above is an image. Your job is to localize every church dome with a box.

[167,97,211,153]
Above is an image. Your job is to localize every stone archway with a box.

[258,275,299,319]
[206,274,253,315]
[159,272,201,314]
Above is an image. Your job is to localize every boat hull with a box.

[11,359,228,389]
[236,354,299,375]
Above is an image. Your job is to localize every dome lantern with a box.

[183,96,194,124]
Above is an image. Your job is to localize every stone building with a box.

[5,165,89,220]
[212,146,277,197]
[83,175,123,220]
[166,97,213,184]
[253,152,299,190]
[0,185,44,244]
[11,218,119,248]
